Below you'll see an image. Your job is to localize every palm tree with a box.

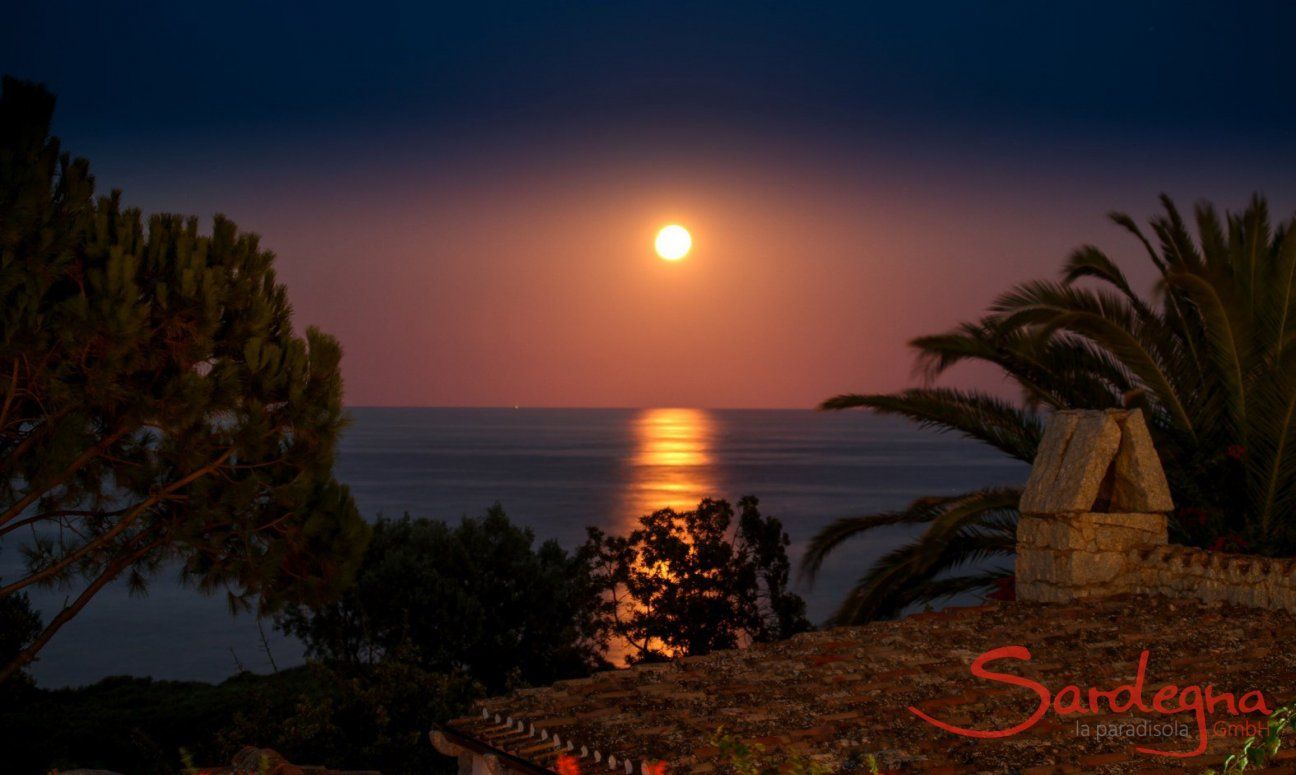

[804,195,1296,624]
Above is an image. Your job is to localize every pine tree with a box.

[0,76,368,681]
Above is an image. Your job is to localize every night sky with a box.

[5,2,1295,407]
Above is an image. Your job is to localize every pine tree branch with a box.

[0,507,132,539]
[0,424,131,526]
[0,530,166,684]
[0,446,235,596]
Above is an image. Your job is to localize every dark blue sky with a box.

[5,2,1296,408]
[7,2,1294,146]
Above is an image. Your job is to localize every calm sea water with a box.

[15,408,1026,688]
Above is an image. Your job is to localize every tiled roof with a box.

[437,595,1296,774]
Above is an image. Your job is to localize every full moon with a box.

[655,224,692,261]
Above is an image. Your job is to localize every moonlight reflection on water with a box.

[625,408,717,524]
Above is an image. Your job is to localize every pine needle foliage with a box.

[0,77,368,681]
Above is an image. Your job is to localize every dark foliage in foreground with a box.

[10,506,603,775]
[584,496,811,662]
[278,506,610,693]
[214,654,477,774]
[9,500,813,773]
[0,659,474,775]
[808,195,1296,623]
[0,576,39,687]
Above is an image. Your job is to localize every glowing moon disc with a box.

[655,224,692,260]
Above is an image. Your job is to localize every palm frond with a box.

[1233,194,1271,314]
[1194,201,1229,274]
[832,525,1017,623]
[1062,245,1137,299]
[887,569,1014,613]
[1151,193,1203,270]
[820,389,1043,462]
[1163,269,1248,438]
[991,280,1197,434]
[814,195,1296,625]
[1243,357,1296,538]
[1263,224,1296,360]
[910,321,1131,409]
[799,495,963,584]
[800,487,1019,622]
[1108,210,1166,272]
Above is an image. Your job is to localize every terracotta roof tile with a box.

[440,595,1296,773]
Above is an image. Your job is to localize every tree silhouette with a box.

[586,497,810,661]
[278,507,608,693]
[0,77,368,681]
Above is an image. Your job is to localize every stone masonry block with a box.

[1020,411,1121,514]
[1015,512,1166,602]
[1018,512,1167,553]
[1109,409,1174,513]
[1019,411,1080,515]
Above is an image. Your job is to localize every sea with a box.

[12,408,1028,688]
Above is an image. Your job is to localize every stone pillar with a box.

[1015,409,1173,603]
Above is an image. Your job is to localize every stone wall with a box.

[1132,545,1296,611]
[1014,409,1296,612]
[1016,511,1167,603]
